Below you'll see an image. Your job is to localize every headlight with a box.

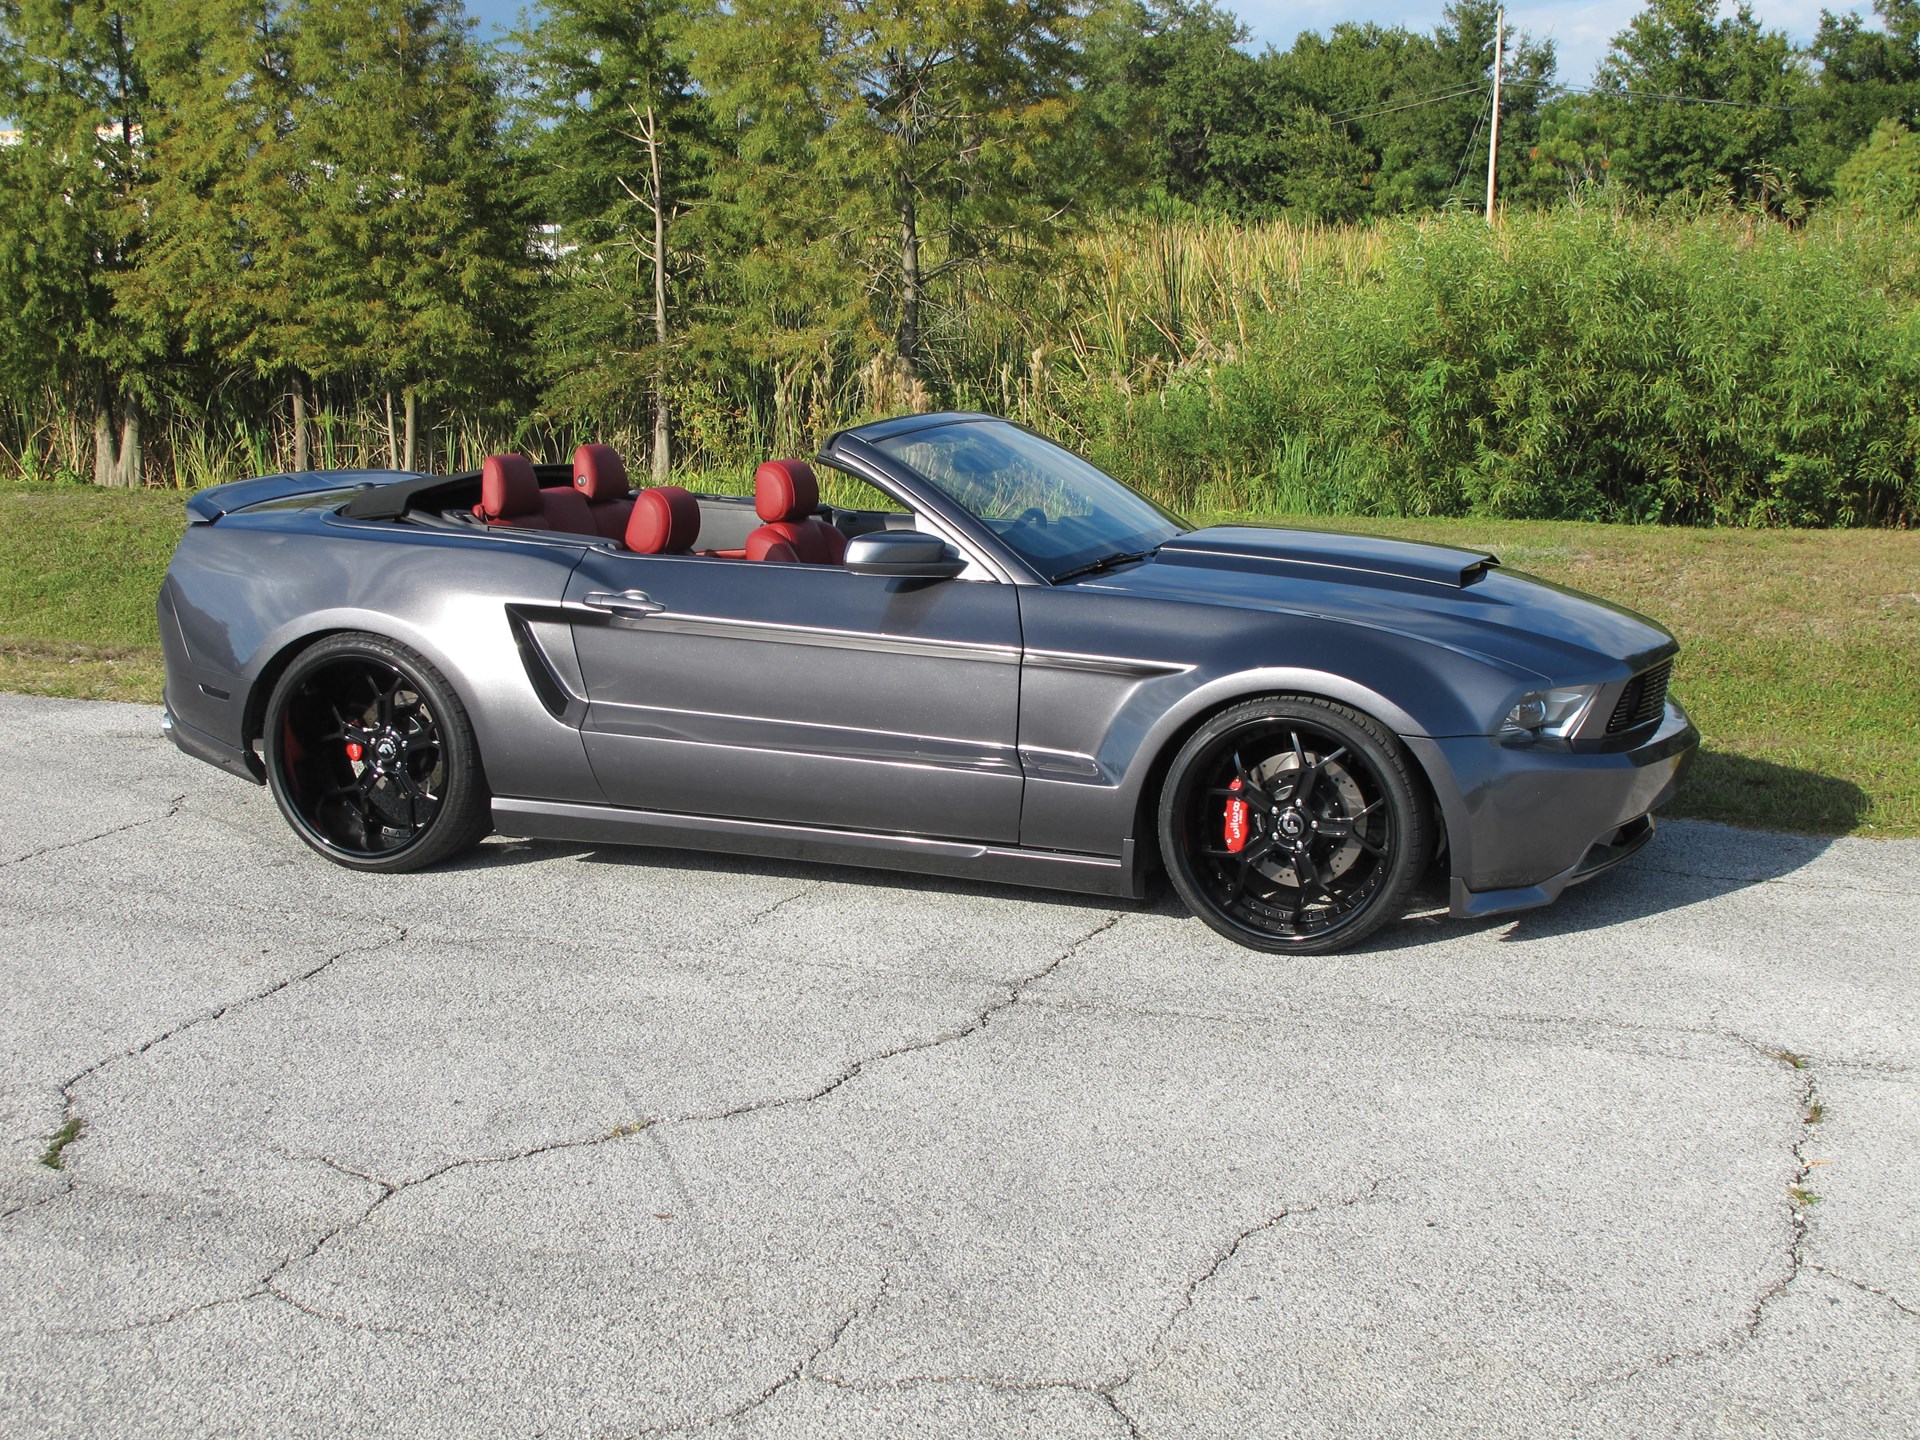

[1501,685,1600,739]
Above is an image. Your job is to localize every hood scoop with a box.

[1157,526,1499,589]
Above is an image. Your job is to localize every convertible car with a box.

[158,412,1696,954]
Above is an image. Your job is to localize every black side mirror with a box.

[843,530,966,579]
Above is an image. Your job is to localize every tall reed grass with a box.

[7,206,1915,525]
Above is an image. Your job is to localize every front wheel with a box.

[263,633,491,872]
[1158,696,1431,954]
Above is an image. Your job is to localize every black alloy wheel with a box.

[1159,696,1431,954]
[263,633,490,872]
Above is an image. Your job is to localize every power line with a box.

[1503,76,1796,112]
[1328,83,1488,124]
[1448,88,1496,200]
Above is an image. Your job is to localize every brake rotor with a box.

[1246,750,1366,886]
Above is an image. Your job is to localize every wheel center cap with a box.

[374,736,399,765]
[1278,808,1307,839]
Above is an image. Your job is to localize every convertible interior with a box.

[370,443,912,563]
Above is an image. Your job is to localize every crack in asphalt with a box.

[9,817,1907,1429]
[67,916,1131,1346]
[259,1280,429,1338]
[657,913,1125,1132]
[741,879,826,927]
[0,923,409,1229]
[1127,1176,1391,1382]
[1807,1265,1920,1319]
[796,1176,1392,1440]
[0,793,188,869]
[1587,1043,1825,1392]
[1024,989,1920,1086]
[626,1271,894,1437]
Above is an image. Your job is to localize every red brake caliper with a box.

[1223,776,1248,853]
[346,741,364,762]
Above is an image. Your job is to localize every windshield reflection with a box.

[872,419,1186,582]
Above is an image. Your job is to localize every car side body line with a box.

[490,796,1143,898]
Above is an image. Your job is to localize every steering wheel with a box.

[1013,506,1050,529]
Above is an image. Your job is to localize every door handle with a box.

[582,589,667,617]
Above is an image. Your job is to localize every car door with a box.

[561,551,1025,843]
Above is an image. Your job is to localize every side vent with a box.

[508,612,571,718]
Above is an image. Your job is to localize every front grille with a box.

[1606,659,1673,734]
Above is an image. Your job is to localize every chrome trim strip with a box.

[1020,648,1192,678]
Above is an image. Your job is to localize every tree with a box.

[1833,115,1920,213]
[695,0,1080,386]
[516,0,709,478]
[288,0,533,469]
[1354,3,1554,213]
[1579,0,1807,205]
[1075,1,1263,207]
[0,0,150,485]
[1803,0,1920,192]
[119,0,316,463]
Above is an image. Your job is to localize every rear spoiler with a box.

[185,469,422,524]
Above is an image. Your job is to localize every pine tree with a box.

[695,0,1080,388]
[120,0,315,464]
[0,1,150,484]
[516,0,709,478]
[289,0,533,469]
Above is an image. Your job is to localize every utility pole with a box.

[1485,5,1505,224]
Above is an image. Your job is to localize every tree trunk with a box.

[292,378,309,471]
[92,390,115,488]
[384,391,397,469]
[117,408,142,488]
[897,182,921,379]
[403,390,417,472]
[647,105,671,483]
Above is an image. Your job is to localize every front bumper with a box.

[1405,700,1698,921]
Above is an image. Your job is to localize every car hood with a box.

[1076,524,1677,681]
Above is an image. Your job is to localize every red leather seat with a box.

[745,459,847,564]
[626,486,701,555]
[572,443,635,542]
[478,454,594,534]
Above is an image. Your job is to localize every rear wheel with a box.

[1158,696,1430,954]
[263,633,490,872]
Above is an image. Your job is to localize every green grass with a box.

[0,484,182,701]
[1192,510,1920,837]
[39,1117,82,1169]
[3,481,1915,836]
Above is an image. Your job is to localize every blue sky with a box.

[462,1,1874,88]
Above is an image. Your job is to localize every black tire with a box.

[1158,695,1431,955]
[262,633,491,873]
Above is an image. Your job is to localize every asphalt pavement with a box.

[1,692,1916,1438]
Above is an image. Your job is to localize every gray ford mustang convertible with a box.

[159,412,1697,954]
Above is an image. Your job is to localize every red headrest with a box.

[755,459,819,523]
[572,443,628,503]
[626,486,700,555]
[481,453,539,519]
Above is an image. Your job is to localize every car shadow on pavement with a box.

[448,831,1132,915]
[1372,821,1853,956]
[438,754,1869,950]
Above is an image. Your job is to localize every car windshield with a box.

[871,419,1185,581]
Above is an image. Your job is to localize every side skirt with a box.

[491,797,1144,900]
